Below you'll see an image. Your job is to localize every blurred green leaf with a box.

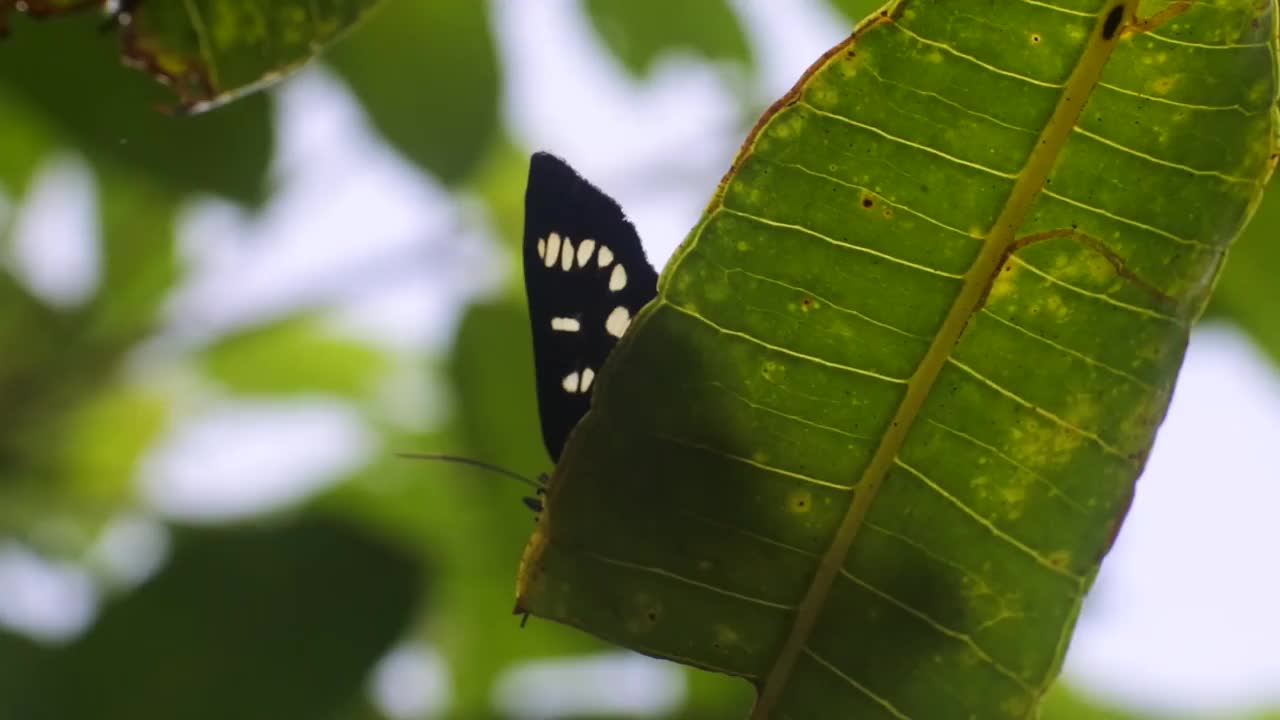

[0,12,270,203]
[91,176,179,337]
[440,300,605,715]
[326,0,499,184]
[324,301,612,719]
[2,516,422,720]
[1209,186,1280,365]
[0,0,94,28]
[826,0,890,25]
[0,85,60,193]
[1041,685,1152,720]
[1042,683,1280,720]
[0,628,52,716]
[585,0,751,76]
[471,138,537,263]
[0,272,145,532]
[448,301,545,468]
[58,384,168,501]
[117,0,381,112]
[520,3,1278,718]
[201,317,390,398]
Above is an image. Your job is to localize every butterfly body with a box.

[523,152,660,462]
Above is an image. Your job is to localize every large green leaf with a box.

[1041,683,1280,720]
[118,0,383,112]
[200,317,390,398]
[826,0,891,25]
[1209,185,1280,364]
[0,12,270,203]
[1,0,382,113]
[0,517,421,720]
[326,0,500,184]
[517,2,1278,718]
[584,0,752,77]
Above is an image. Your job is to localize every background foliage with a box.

[0,1,1275,718]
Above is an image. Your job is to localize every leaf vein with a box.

[838,569,1035,692]
[1143,31,1270,50]
[1040,188,1214,248]
[978,308,1155,389]
[719,207,968,279]
[891,23,1067,89]
[582,551,796,610]
[770,159,983,240]
[863,520,1004,595]
[947,358,1134,461]
[667,302,913,384]
[682,509,820,558]
[182,0,220,90]
[655,432,857,491]
[709,380,877,442]
[1073,127,1261,184]
[1096,81,1260,115]
[797,101,1021,179]
[923,418,1092,514]
[859,65,1039,135]
[715,261,932,340]
[893,459,1085,581]
[1007,255,1185,324]
[802,648,913,719]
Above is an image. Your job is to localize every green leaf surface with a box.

[0,0,93,29]
[439,300,607,714]
[326,0,499,184]
[584,0,751,77]
[518,2,1279,718]
[0,517,422,720]
[117,0,381,112]
[57,384,168,501]
[319,302,604,720]
[201,317,390,398]
[0,12,270,203]
[1209,185,1280,364]
[0,629,52,707]
[1041,683,1280,720]
[90,169,181,338]
[826,0,890,25]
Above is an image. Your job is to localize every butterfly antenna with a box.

[397,452,545,490]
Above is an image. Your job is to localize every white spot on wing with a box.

[597,246,614,268]
[605,306,631,338]
[579,367,595,392]
[561,371,580,393]
[577,239,596,267]
[561,237,575,271]
[544,233,561,268]
[551,317,581,332]
[609,263,627,292]
[537,237,546,260]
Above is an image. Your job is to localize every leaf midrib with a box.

[749,3,1133,716]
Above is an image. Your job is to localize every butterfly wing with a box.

[523,152,660,462]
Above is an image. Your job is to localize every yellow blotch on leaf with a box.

[713,624,743,653]
[1000,482,1028,522]
[985,260,1021,305]
[1008,417,1082,471]
[1062,392,1101,433]
[787,488,813,514]
[625,593,663,634]
[1148,75,1180,95]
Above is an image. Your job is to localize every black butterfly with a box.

[523,152,660,463]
